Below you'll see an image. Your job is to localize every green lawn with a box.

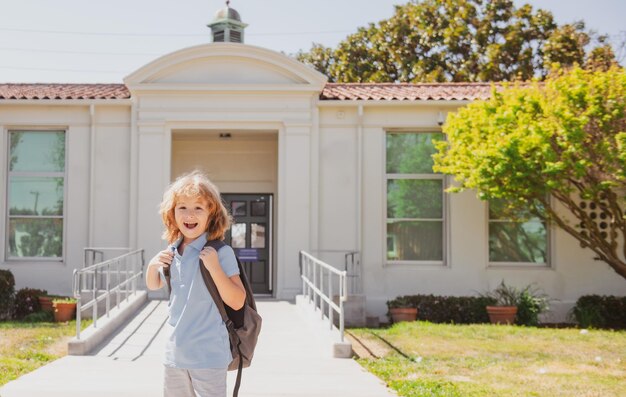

[350,321,626,397]
[0,319,91,386]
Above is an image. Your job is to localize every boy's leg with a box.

[164,366,196,397]
[188,368,227,397]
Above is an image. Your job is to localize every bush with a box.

[14,288,48,319]
[388,294,496,324]
[22,310,54,322]
[516,285,550,326]
[571,295,626,329]
[0,269,16,320]
[386,296,415,309]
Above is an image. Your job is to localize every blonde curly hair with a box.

[159,170,232,244]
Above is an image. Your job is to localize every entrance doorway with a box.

[222,194,272,295]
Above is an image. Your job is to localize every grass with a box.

[0,318,92,387]
[350,321,626,397]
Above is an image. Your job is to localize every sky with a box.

[0,0,624,83]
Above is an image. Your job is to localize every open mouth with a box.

[184,222,198,230]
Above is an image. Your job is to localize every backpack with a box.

[165,239,262,397]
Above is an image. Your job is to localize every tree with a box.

[297,0,618,82]
[432,66,626,279]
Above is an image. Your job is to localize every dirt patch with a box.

[45,335,70,356]
[346,331,394,359]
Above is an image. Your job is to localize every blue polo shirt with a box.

[162,232,240,369]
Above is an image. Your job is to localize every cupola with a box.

[207,1,248,43]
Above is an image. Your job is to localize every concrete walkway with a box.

[0,299,396,397]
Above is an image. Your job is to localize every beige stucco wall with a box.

[0,104,130,295]
[317,104,626,322]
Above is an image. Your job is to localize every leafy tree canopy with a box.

[297,0,619,82]
[432,66,626,279]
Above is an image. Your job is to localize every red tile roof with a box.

[0,82,496,101]
[320,83,495,101]
[0,84,130,100]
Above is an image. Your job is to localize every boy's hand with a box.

[199,246,219,269]
[149,249,174,270]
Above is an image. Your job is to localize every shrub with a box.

[571,295,626,329]
[22,310,54,322]
[14,288,48,319]
[386,296,415,309]
[516,285,550,326]
[389,294,496,324]
[0,269,16,320]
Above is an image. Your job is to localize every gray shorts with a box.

[164,366,227,397]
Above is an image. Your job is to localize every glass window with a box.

[231,223,246,248]
[488,198,548,264]
[251,201,266,217]
[251,223,266,248]
[231,201,246,217]
[386,132,445,262]
[7,131,65,259]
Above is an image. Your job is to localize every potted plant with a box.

[483,280,520,325]
[387,296,418,323]
[38,293,60,313]
[52,297,77,322]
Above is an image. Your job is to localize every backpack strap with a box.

[198,240,232,326]
[198,240,245,397]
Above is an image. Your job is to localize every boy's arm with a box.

[146,249,173,290]
[200,247,246,310]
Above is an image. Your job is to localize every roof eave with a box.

[316,99,475,106]
[0,98,132,105]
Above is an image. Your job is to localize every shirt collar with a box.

[188,232,208,251]
[169,232,208,252]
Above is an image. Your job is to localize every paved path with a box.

[1,299,396,397]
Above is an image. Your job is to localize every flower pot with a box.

[53,302,77,322]
[390,307,418,323]
[486,305,517,325]
[38,296,54,312]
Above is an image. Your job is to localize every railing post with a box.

[328,269,333,330]
[300,251,304,299]
[340,270,347,342]
[124,256,129,303]
[313,258,317,309]
[116,259,121,308]
[106,263,111,318]
[320,266,325,320]
[73,270,81,340]
[92,266,98,328]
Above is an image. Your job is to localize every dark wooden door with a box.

[222,194,272,294]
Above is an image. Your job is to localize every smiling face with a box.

[174,195,210,245]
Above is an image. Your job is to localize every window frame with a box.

[486,198,552,268]
[383,129,448,266]
[4,128,68,262]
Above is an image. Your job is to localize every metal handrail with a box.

[72,248,145,339]
[299,250,347,342]
[307,249,361,294]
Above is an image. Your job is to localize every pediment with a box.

[124,43,327,91]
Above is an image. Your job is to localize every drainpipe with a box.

[129,97,138,249]
[312,99,320,254]
[356,104,363,294]
[88,104,96,247]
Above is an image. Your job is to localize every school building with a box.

[1,4,624,323]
